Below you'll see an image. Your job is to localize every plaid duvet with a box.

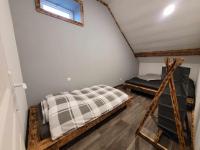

[46,85,129,140]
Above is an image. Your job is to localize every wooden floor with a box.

[61,88,192,150]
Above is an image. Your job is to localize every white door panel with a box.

[0,4,26,149]
[0,89,24,150]
[0,0,28,139]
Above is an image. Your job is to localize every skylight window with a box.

[41,3,73,19]
[35,0,84,26]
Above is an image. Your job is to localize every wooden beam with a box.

[166,58,186,149]
[137,131,167,150]
[96,0,135,56]
[135,58,186,150]
[123,83,157,95]
[136,59,182,133]
[96,0,108,7]
[191,111,195,150]
[135,48,200,57]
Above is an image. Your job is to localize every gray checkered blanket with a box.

[46,85,128,140]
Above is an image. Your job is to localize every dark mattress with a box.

[125,77,195,110]
[125,77,195,98]
[126,77,162,90]
[37,104,51,140]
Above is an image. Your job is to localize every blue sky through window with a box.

[41,1,73,19]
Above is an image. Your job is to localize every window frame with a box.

[35,0,84,26]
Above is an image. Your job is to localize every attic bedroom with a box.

[0,0,200,150]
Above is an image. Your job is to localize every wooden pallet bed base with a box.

[136,130,167,150]
[124,83,157,95]
[28,96,133,150]
[123,83,194,105]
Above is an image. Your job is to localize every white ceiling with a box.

[102,0,200,53]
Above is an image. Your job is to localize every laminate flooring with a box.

[61,88,192,150]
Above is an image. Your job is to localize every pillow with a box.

[41,92,70,124]
[161,66,190,82]
[40,101,45,124]
[41,99,49,124]
[138,73,161,81]
[41,92,69,124]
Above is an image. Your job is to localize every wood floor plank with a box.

[92,120,129,150]
[107,125,137,150]
[68,132,101,150]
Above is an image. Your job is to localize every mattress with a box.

[125,77,195,110]
[125,77,195,98]
[38,85,129,140]
[47,85,129,140]
[125,77,162,90]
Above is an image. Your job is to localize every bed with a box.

[124,67,196,111]
[27,85,133,150]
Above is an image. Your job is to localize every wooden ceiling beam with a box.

[97,0,108,7]
[135,48,200,57]
[97,0,135,56]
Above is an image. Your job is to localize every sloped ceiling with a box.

[102,0,200,53]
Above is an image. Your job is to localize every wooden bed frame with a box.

[27,95,133,150]
[124,83,157,95]
[123,83,194,105]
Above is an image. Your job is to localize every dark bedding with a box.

[125,77,162,90]
[125,77,195,98]
[38,104,50,140]
[188,79,195,98]
[125,77,195,110]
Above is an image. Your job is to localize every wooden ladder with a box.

[135,58,187,150]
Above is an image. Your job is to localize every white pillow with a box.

[41,92,69,124]
[41,99,49,124]
[138,73,161,81]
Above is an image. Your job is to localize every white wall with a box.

[139,62,200,82]
[9,0,138,106]
[138,56,200,82]
[0,0,27,140]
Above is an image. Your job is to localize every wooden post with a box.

[136,58,183,134]
[165,58,186,149]
[191,110,195,150]
[135,58,186,150]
